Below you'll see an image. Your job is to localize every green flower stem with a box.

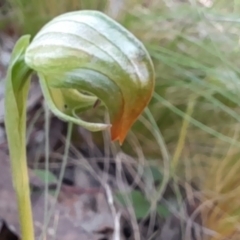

[5,36,35,240]
[14,149,34,240]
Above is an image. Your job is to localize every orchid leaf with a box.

[25,10,155,144]
[34,169,57,184]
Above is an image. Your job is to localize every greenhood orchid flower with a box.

[4,10,155,240]
[24,10,155,144]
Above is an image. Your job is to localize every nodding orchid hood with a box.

[25,10,155,144]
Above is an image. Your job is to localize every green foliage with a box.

[143,165,163,182]
[116,190,150,219]
[34,169,57,184]
[115,189,170,219]
[157,204,170,218]
[114,165,170,220]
